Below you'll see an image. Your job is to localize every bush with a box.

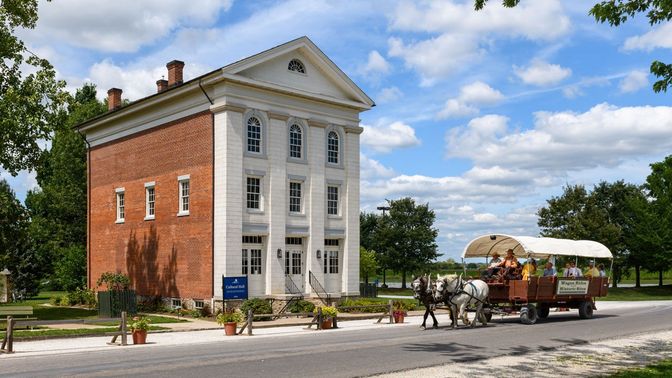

[240,298,273,320]
[314,306,338,319]
[137,295,164,313]
[216,309,244,325]
[64,287,97,308]
[338,298,418,313]
[287,300,315,314]
[200,303,212,317]
[50,295,62,306]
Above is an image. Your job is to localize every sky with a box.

[4,0,672,260]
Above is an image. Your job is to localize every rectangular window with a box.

[285,251,290,275]
[246,177,261,210]
[324,251,328,274]
[179,179,190,214]
[329,251,339,274]
[116,190,125,222]
[242,249,249,275]
[145,186,155,219]
[171,298,181,309]
[327,185,339,215]
[289,181,301,213]
[292,252,301,275]
[194,300,204,309]
[242,235,263,244]
[250,249,262,275]
[325,239,339,246]
[285,237,302,245]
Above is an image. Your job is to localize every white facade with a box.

[212,37,373,299]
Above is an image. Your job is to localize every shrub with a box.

[216,309,244,325]
[338,298,418,313]
[287,300,315,314]
[240,298,273,320]
[49,295,62,306]
[137,295,163,313]
[314,306,338,319]
[200,303,212,317]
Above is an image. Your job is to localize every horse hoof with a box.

[432,325,438,329]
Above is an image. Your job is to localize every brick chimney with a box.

[107,88,122,111]
[156,79,168,93]
[166,60,184,87]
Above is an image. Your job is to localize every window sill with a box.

[115,219,125,224]
[177,212,190,217]
[144,216,155,221]
[247,209,264,215]
[244,151,267,160]
[327,215,342,220]
[325,163,344,170]
[288,212,305,218]
[287,157,308,165]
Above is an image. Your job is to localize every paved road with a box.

[3,302,672,377]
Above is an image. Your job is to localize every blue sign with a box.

[223,276,248,300]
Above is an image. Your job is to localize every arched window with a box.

[289,124,302,159]
[288,59,306,74]
[327,131,339,164]
[247,116,262,153]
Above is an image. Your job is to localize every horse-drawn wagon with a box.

[461,234,612,325]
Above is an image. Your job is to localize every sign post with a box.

[223,276,248,300]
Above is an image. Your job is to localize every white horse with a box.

[434,274,489,328]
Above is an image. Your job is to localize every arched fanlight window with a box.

[288,59,306,74]
[247,116,262,153]
[327,131,339,164]
[289,124,302,159]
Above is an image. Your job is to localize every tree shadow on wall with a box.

[126,225,179,298]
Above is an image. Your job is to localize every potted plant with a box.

[314,306,338,329]
[129,316,150,344]
[393,301,407,323]
[216,309,244,336]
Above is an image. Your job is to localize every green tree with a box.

[474,0,672,93]
[0,179,40,297]
[0,0,67,174]
[359,247,379,285]
[538,183,635,287]
[374,197,440,288]
[360,212,379,251]
[25,84,106,290]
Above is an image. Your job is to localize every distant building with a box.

[78,37,373,308]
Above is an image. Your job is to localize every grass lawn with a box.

[610,359,672,377]
[600,285,672,301]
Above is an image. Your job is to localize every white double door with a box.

[285,247,304,292]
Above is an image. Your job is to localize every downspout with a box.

[199,79,214,105]
[76,127,92,290]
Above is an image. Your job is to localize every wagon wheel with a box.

[537,304,550,319]
[520,304,538,325]
[578,301,594,319]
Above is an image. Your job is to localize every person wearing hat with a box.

[481,252,503,280]
[584,262,600,278]
[522,258,537,280]
[502,249,519,269]
[488,252,502,268]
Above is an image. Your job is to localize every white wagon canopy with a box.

[461,234,613,260]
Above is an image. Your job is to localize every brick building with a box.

[78,37,374,308]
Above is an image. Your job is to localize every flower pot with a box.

[394,313,405,323]
[224,322,237,336]
[321,319,332,329]
[132,330,147,344]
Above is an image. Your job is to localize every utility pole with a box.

[376,206,391,288]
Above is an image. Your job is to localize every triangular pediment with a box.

[222,37,374,109]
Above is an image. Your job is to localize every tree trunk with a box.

[612,267,619,288]
[660,269,664,287]
[401,271,407,289]
[635,266,641,288]
[364,274,369,285]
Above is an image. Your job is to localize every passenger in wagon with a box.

[564,261,583,277]
[521,258,537,280]
[598,264,606,277]
[480,252,503,279]
[543,261,557,277]
[585,262,600,278]
[501,249,521,279]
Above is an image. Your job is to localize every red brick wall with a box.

[89,111,213,300]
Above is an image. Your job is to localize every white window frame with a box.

[288,181,302,214]
[288,122,305,161]
[193,300,204,309]
[115,188,125,224]
[288,58,306,74]
[326,185,340,216]
[145,182,155,221]
[246,176,262,212]
[177,175,190,217]
[326,130,340,165]
[244,111,267,159]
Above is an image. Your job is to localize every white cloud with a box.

[619,70,649,93]
[514,59,572,87]
[387,0,571,84]
[361,121,421,153]
[31,0,233,53]
[360,50,391,76]
[438,81,504,119]
[376,86,403,104]
[447,104,672,171]
[562,85,583,99]
[623,22,672,52]
[361,154,396,181]
[0,170,38,202]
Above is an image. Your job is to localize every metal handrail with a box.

[308,271,331,305]
[285,275,303,295]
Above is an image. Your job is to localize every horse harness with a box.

[446,275,488,307]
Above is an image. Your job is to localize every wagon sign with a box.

[556,279,589,295]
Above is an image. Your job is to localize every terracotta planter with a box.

[224,322,237,336]
[132,330,147,344]
[321,319,332,329]
[393,313,405,323]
